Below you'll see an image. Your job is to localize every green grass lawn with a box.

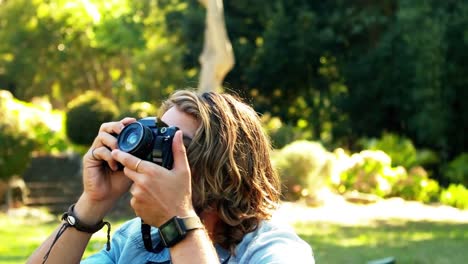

[0,211,123,264]
[1,212,467,264]
[296,220,468,264]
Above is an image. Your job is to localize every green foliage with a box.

[415,149,440,168]
[360,133,418,168]
[261,114,310,149]
[0,90,71,180]
[440,184,468,210]
[29,117,69,155]
[336,150,396,197]
[443,153,468,187]
[391,167,440,203]
[1,0,468,184]
[220,0,467,180]
[119,102,157,119]
[66,90,119,146]
[21,97,69,155]
[0,0,185,108]
[359,133,439,169]
[272,140,331,201]
[333,149,440,202]
[0,118,34,182]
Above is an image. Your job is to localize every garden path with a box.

[274,190,468,225]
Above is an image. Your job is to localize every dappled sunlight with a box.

[295,220,468,263]
[273,188,468,226]
[81,0,101,23]
[2,91,64,134]
[302,222,437,247]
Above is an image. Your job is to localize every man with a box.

[28,90,314,263]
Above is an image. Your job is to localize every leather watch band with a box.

[180,216,204,230]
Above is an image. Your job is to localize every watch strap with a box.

[180,216,204,231]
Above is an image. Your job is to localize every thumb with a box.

[172,130,190,172]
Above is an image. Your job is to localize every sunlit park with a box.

[1,0,468,263]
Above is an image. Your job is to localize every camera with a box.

[117,117,179,169]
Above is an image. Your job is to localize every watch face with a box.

[159,217,186,247]
[161,220,179,243]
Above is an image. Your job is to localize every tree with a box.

[0,0,185,108]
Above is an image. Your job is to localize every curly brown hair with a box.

[160,90,281,253]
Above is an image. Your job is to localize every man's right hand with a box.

[75,117,136,224]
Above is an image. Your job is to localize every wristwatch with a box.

[158,216,204,248]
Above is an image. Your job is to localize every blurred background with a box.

[0,0,467,263]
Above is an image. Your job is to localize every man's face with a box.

[161,106,199,147]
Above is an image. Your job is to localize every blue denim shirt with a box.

[82,217,314,263]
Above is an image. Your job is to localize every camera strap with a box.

[141,220,165,253]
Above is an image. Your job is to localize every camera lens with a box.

[125,130,139,146]
[117,122,154,159]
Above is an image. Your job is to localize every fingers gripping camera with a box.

[117,117,179,169]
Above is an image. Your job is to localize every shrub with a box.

[261,114,310,149]
[334,149,440,202]
[391,166,440,203]
[23,98,69,155]
[444,153,468,186]
[337,150,397,197]
[0,91,35,181]
[66,91,119,146]
[415,149,440,168]
[119,101,157,119]
[272,140,331,201]
[0,124,35,181]
[359,133,433,168]
[30,117,69,154]
[440,184,468,210]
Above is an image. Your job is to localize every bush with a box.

[440,184,468,210]
[391,166,440,203]
[334,149,440,202]
[0,90,71,181]
[119,101,157,119]
[66,91,119,146]
[1,91,69,151]
[359,133,438,168]
[444,153,468,187]
[0,124,35,181]
[24,97,69,154]
[0,91,35,181]
[261,114,310,149]
[272,140,331,201]
[336,150,397,197]
[30,117,69,155]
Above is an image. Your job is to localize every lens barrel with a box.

[117,122,154,160]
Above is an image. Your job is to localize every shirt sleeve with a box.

[81,220,133,264]
[240,226,315,264]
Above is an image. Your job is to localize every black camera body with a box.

[117,117,178,169]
